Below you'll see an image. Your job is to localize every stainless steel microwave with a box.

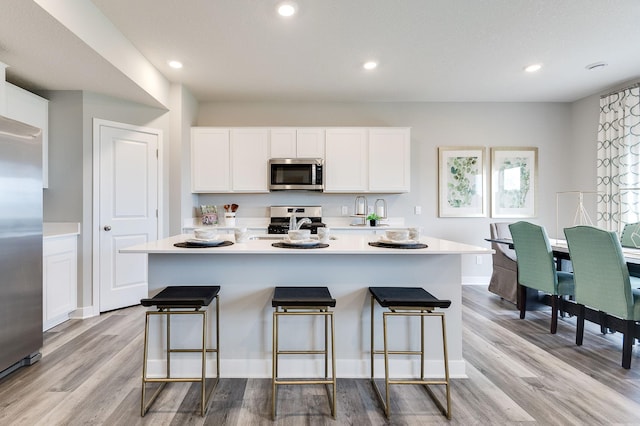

[269,158,324,191]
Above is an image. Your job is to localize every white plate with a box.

[186,238,226,246]
[282,238,321,246]
[378,237,419,246]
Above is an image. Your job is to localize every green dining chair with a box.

[620,222,640,248]
[509,221,575,334]
[564,225,640,369]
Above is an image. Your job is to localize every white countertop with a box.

[43,222,80,238]
[121,233,492,255]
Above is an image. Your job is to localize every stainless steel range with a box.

[268,206,326,234]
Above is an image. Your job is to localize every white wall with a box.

[44,90,171,309]
[194,101,574,281]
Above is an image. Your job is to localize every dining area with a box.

[488,221,640,370]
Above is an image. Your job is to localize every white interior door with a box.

[98,122,159,312]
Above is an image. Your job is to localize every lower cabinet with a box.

[43,235,78,331]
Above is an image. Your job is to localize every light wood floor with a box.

[1,285,639,425]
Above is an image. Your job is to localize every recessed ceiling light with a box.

[586,62,608,71]
[363,61,378,70]
[524,63,542,73]
[277,1,297,17]
[168,60,183,69]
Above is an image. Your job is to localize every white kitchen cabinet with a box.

[5,83,49,188]
[296,128,325,158]
[231,128,269,192]
[324,128,368,192]
[368,128,410,192]
[270,128,324,159]
[43,235,78,331]
[269,128,297,158]
[191,128,231,192]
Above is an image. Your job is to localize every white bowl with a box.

[385,229,410,241]
[194,228,218,240]
[288,229,311,241]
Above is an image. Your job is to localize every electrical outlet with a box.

[476,255,482,265]
[341,206,348,216]
[415,206,422,215]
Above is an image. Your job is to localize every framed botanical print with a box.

[438,147,486,217]
[491,147,538,218]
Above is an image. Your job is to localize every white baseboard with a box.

[462,276,490,285]
[69,305,98,320]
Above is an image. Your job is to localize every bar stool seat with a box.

[140,285,220,417]
[369,286,451,419]
[271,286,336,420]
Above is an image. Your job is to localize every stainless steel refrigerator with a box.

[0,114,43,378]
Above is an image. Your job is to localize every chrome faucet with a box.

[295,217,312,230]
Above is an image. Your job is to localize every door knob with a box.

[104,225,112,231]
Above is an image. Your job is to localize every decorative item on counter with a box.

[234,227,250,243]
[318,227,331,243]
[367,213,380,227]
[374,198,387,219]
[223,203,238,227]
[408,227,421,241]
[200,205,218,225]
[355,195,367,215]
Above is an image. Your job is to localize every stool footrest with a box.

[275,379,335,385]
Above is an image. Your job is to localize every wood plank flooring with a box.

[1,285,639,425]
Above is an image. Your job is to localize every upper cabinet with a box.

[324,128,368,192]
[191,127,269,193]
[192,126,410,193]
[191,128,230,192]
[5,83,49,188]
[368,128,410,192]
[231,128,269,192]
[270,127,324,159]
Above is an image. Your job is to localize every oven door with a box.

[269,158,323,191]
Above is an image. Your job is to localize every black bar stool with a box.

[140,286,220,416]
[271,286,337,420]
[369,286,451,419]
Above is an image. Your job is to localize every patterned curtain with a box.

[596,86,640,232]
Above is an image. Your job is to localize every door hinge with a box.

[156,209,158,218]
[156,149,159,158]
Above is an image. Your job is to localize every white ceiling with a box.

[2,0,640,107]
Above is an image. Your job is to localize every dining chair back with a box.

[509,221,574,334]
[564,226,634,320]
[564,225,640,369]
[509,221,559,294]
[488,223,518,304]
[620,222,640,248]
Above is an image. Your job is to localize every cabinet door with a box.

[5,83,49,188]
[296,128,325,158]
[231,128,269,192]
[324,128,368,192]
[43,237,77,331]
[191,128,231,192]
[369,128,410,192]
[270,128,296,158]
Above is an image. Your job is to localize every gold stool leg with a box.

[200,309,207,416]
[383,311,391,418]
[330,311,337,419]
[272,308,278,420]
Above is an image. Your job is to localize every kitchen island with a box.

[121,233,492,379]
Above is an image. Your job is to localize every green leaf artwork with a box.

[498,157,530,208]
[446,156,479,207]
